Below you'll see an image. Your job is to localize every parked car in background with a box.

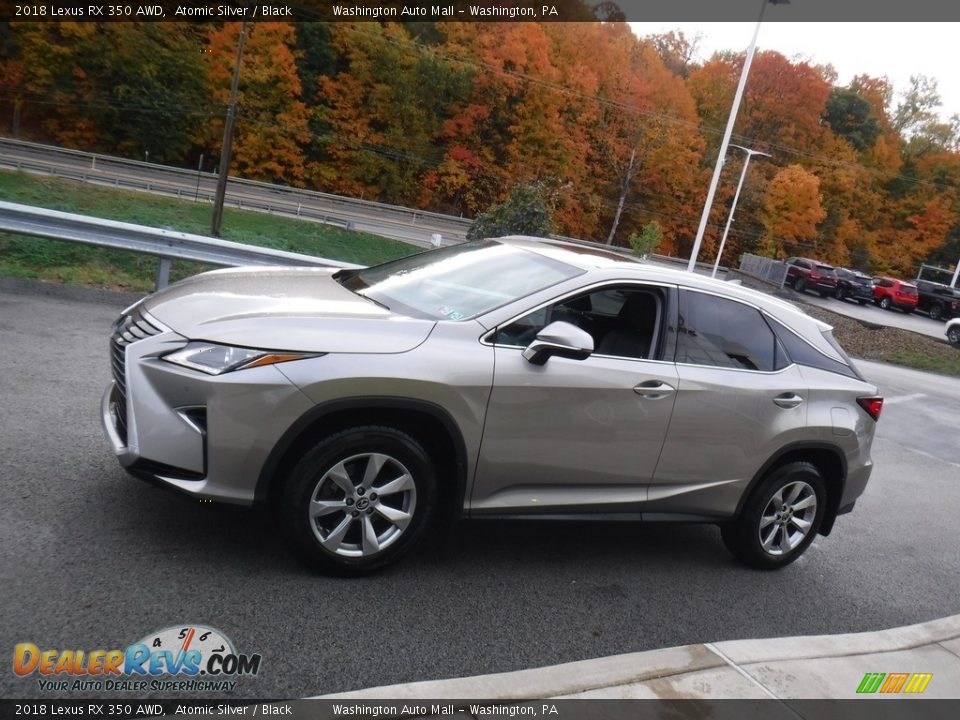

[833,268,874,304]
[947,318,960,346]
[915,280,960,321]
[873,277,919,313]
[784,258,839,297]
[101,237,883,574]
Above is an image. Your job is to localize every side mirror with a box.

[522,321,594,366]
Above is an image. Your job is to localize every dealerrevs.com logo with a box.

[13,625,262,692]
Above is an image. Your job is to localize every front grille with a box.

[110,309,165,445]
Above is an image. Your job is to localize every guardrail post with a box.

[155,257,171,291]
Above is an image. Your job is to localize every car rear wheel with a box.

[794,278,807,293]
[879,297,892,310]
[948,326,960,345]
[930,304,943,321]
[278,426,436,575]
[721,461,825,570]
[834,287,845,300]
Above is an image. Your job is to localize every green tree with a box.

[466,183,555,240]
[628,221,663,258]
[824,87,881,151]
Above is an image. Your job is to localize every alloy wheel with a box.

[758,480,818,556]
[308,452,417,557]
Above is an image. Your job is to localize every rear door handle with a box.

[634,381,675,399]
[773,393,804,409]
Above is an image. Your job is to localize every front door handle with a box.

[634,381,675,399]
[773,393,804,409]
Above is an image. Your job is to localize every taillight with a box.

[857,397,884,421]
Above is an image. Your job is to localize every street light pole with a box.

[211,22,247,237]
[711,145,771,278]
[687,0,781,273]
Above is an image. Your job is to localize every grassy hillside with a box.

[0,171,418,292]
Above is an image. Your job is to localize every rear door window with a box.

[676,291,778,372]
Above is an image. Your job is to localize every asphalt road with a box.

[796,290,949,341]
[2,278,959,701]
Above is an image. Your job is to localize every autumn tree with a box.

[759,165,826,257]
[203,22,310,185]
[315,22,472,205]
[2,23,208,162]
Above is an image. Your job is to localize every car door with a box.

[469,283,680,514]
[648,289,808,518]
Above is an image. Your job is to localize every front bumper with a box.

[101,326,314,505]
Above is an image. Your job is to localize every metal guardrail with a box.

[0,200,362,290]
[0,137,472,245]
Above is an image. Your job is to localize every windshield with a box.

[336,241,584,320]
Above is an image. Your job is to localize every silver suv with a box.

[102,238,883,574]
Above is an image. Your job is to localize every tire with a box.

[834,287,845,300]
[948,326,960,345]
[879,296,891,310]
[794,278,807,293]
[930,304,943,321]
[721,461,826,570]
[277,426,436,576]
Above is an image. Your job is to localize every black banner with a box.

[3,0,960,23]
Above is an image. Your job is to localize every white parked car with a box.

[946,318,960,346]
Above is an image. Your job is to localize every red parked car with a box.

[784,257,839,297]
[873,277,919,313]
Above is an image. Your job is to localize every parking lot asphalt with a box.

[2,277,959,700]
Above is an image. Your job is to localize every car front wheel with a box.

[930,304,943,321]
[721,461,825,570]
[794,278,807,293]
[278,426,436,575]
[948,326,960,345]
[879,297,892,310]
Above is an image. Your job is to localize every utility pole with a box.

[687,0,785,272]
[211,22,247,237]
[711,145,771,278]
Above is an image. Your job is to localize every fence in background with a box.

[738,253,788,286]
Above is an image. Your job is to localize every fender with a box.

[253,396,470,511]
[734,441,848,534]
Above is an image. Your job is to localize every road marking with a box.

[882,393,927,405]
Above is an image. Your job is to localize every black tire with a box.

[948,326,960,345]
[930,304,943,321]
[721,461,826,570]
[794,277,807,293]
[277,426,436,576]
[879,296,892,310]
[834,287,845,300]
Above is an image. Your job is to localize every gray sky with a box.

[630,23,960,120]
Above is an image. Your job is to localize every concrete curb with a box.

[319,614,960,700]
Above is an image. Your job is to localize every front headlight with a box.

[162,342,320,375]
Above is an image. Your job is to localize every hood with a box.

[139,267,435,354]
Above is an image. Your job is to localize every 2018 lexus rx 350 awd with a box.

[102,237,882,574]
